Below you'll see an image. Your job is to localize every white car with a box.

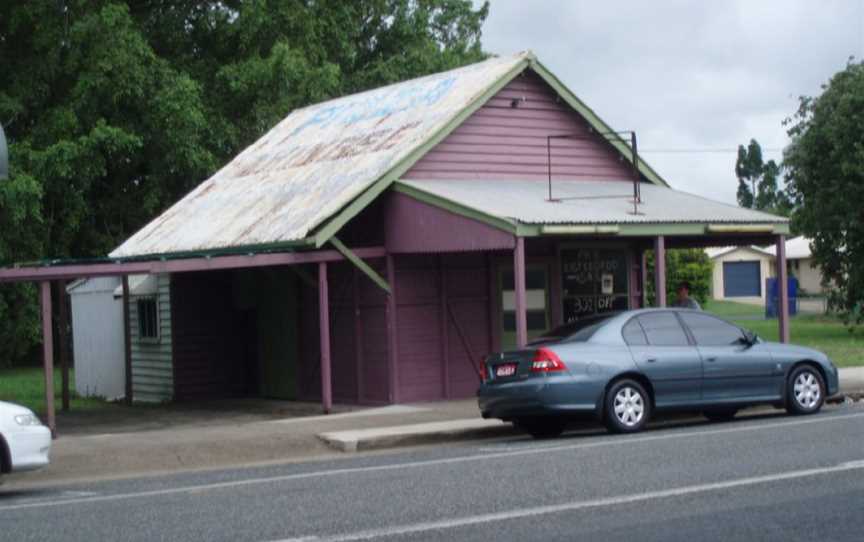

[0,401,52,476]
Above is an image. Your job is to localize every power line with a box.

[639,148,784,154]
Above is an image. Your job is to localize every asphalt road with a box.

[2,404,863,542]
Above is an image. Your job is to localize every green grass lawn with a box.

[702,299,765,318]
[702,299,863,367]
[0,367,108,415]
[730,316,864,368]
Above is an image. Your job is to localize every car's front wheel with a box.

[604,379,651,433]
[786,365,825,415]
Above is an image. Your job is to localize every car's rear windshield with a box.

[530,313,619,344]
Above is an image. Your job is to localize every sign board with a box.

[561,249,629,322]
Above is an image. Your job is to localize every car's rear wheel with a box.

[786,365,825,415]
[703,408,738,422]
[604,379,651,433]
[515,417,566,439]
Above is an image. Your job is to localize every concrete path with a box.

[840,366,864,394]
[3,400,495,488]
[5,368,863,489]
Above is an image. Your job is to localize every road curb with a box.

[317,419,517,452]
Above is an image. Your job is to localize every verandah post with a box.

[385,254,399,403]
[654,236,667,307]
[319,261,332,413]
[514,236,528,348]
[40,281,56,436]
[776,235,790,343]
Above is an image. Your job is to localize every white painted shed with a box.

[66,277,126,400]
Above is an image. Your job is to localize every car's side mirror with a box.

[741,330,757,346]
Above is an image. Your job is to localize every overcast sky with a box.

[478,0,864,204]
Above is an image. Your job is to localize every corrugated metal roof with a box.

[111,53,531,258]
[705,246,773,259]
[765,236,813,259]
[111,274,157,298]
[398,179,790,225]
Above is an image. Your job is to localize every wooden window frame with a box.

[136,296,161,343]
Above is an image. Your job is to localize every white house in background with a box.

[66,274,170,401]
[705,245,775,304]
[765,236,827,295]
[706,237,829,305]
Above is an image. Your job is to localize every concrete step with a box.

[317,418,515,452]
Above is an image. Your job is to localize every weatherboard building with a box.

[0,52,794,429]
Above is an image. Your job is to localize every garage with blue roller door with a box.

[723,261,762,297]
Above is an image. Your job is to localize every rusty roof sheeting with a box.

[111,53,530,258]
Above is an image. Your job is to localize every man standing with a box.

[675,281,701,310]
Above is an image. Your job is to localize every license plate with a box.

[495,363,517,377]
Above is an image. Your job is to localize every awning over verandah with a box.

[0,245,390,435]
[392,178,793,349]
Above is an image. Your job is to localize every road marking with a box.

[274,460,864,542]
[0,410,862,513]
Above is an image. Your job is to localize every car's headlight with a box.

[14,414,43,426]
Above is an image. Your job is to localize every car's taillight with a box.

[478,357,487,382]
[530,348,566,372]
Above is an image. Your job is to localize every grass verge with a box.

[0,367,109,415]
[703,299,765,318]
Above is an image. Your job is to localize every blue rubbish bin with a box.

[765,277,798,318]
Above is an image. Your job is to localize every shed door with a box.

[723,261,761,297]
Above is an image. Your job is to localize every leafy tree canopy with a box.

[734,138,792,215]
[645,249,713,307]
[784,59,864,326]
[0,0,489,366]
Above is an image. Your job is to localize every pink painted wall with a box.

[394,255,444,401]
[385,192,515,254]
[389,254,493,402]
[298,261,390,405]
[442,253,492,398]
[404,69,635,182]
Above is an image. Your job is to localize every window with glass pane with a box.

[622,318,648,346]
[637,313,689,346]
[501,266,549,349]
[561,248,629,321]
[137,297,160,340]
[680,313,744,346]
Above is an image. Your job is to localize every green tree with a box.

[734,138,791,214]
[784,59,864,326]
[0,0,489,367]
[645,249,713,307]
[735,140,761,208]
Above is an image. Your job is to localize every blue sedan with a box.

[478,308,839,438]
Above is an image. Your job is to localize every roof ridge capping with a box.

[287,51,535,117]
